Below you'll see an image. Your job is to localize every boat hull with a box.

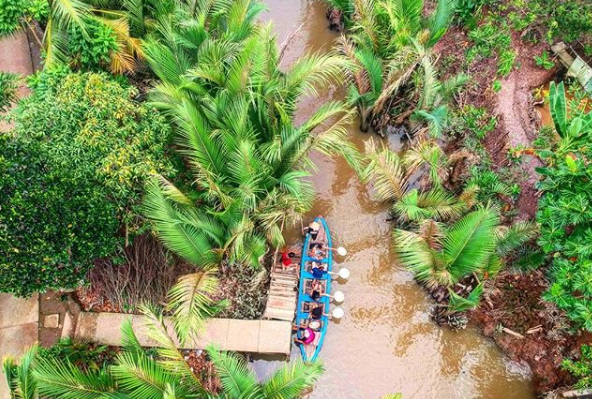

[295,216,333,362]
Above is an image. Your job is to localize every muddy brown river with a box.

[257,1,536,398]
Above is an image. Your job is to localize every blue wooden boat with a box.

[295,216,333,362]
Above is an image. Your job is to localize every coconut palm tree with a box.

[141,0,359,269]
[393,205,538,289]
[339,0,457,132]
[361,141,470,223]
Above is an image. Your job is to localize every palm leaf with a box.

[206,347,259,399]
[443,206,499,282]
[167,269,226,343]
[263,360,324,399]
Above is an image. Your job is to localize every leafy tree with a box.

[142,0,359,269]
[0,69,174,296]
[537,82,592,331]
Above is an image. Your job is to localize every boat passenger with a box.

[308,243,325,258]
[294,327,316,345]
[311,263,327,279]
[303,220,321,240]
[310,280,327,301]
[310,303,328,320]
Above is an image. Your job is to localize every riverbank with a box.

[316,0,591,396]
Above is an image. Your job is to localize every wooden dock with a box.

[552,42,592,92]
[262,245,300,322]
[75,312,292,354]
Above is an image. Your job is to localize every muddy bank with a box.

[436,21,583,395]
[469,270,591,394]
[436,26,555,219]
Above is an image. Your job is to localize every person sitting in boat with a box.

[294,327,316,346]
[311,262,327,279]
[308,243,325,258]
[310,280,328,301]
[303,220,320,240]
[310,303,329,320]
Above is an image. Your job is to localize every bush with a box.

[0,71,19,112]
[0,69,175,296]
[0,0,24,36]
[563,344,592,389]
[67,19,119,71]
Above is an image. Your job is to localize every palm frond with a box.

[494,221,539,256]
[206,347,259,398]
[362,145,408,202]
[33,357,115,399]
[263,360,324,399]
[444,206,499,282]
[167,269,226,343]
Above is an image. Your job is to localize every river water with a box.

[259,1,535,398]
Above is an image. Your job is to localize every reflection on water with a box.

[258,1,535,398]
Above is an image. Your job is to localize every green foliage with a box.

[466,165,520,204]
[537,0,592,42]
[563,344,592,389]
[142,0,358,270]
[465,18,516,76]
[497,49,516,76]
[492,80,502,93]
[38,338,116,372]
[466,20,511,62]
[454,0,485,27]
[0,71,19,112]
[536,81,592,331]
[448,282,484,312]
[339,0,457,132]
[0,69,174,296]
[534,51,554,70]
[67,19,119,71]
[0,0,24,36]
[459,105,497,139]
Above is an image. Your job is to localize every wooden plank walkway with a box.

[552,41,592,92]
[74,312,292,354]
[262,245,301,321]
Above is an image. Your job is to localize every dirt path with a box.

[490,33,556,219]
[0,30,35,131]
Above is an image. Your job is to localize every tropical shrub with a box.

[0,69,174,296]
[536,82,592,330]
[0,0,24,36]
[67,19,119,71]
[563,344,592,389]
[339,0,458,132]
[0,71,19,112]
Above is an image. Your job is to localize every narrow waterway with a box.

[260,1,535,398]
